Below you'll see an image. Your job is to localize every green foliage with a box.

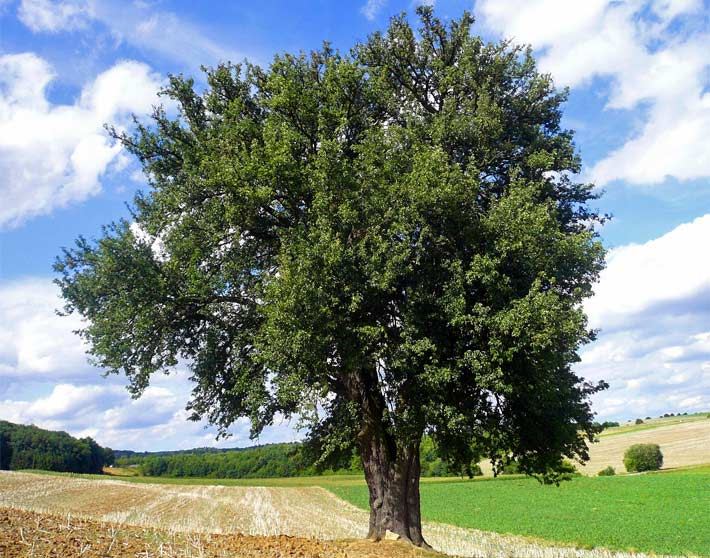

[635,418,644,425]
[623,443,663,472]
[0,431,11,470]
[54,8,606,485]
[500,461,520,475]
[116,436,473,479]
[0,421,113,474]
[420,436,481,477]
[330,470,710,556]
[598,466,616,476]
[136,444,317,478]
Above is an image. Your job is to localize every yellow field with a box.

[0,470,690,558]
[584,417,710,474]
[474,415,710,476]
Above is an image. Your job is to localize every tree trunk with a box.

[361,433,429,547]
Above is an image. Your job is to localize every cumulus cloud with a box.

[586,214,710,329]
[479,0,710,186]
[0,276,303,450]
[0,378,300,450]
[578,215,710,419]
[0,277,92,379]
[0,53,161,228]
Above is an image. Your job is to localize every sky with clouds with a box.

[0,0,708,451]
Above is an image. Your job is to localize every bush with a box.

[623,444,663,472]
[597,466,616,476]
[635,418,644,425]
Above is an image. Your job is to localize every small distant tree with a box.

[597,466,615,476]
[624,444,663,472]
[635,418,644,425]
[54,8,607,546]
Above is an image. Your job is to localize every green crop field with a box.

[330,468,710,556]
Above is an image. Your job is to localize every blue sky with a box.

[0,0,709,451]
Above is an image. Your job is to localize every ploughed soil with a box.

[0,507,440,558]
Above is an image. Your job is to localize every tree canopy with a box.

[0,421,114,474]
[55,8,606,545]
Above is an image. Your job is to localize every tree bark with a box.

[361,432,428,547]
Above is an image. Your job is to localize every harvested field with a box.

[0,471,693,558]
[0,507,435,558]
[583,418,710,474]
[475,417,710,476]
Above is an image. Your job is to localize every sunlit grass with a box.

[330,468,710,556]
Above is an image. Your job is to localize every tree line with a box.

[0,421,114,474]
[116,437,482,479]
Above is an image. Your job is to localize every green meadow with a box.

[330,467,710,556]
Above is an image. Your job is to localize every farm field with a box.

[583,415,710,474]
[2,469,709,557]
[476,414,710,476]
[331,467,710,557]
[0,507,436,558]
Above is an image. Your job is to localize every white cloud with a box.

[585,214,710,329]
[361,0,386,21]
[479,0,710,186]
[0,277,92,379]
[0,378,301,451]
[0,53,161,228]
[578,215,710,419]
[93,2,238,68]
[17,0,241,68]
[18,0,93,32]
[0,276,303,450]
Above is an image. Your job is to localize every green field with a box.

[330,468,710,556]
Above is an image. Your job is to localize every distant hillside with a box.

[113,444,257,460]
[114,437,477,479]
[583,412,710,474]
[0,420,114,474]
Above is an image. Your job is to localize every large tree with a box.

[55,9,606,547]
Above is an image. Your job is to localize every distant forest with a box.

[116,437,482,479]
[0,421,114,474]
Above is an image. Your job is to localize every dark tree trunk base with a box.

[361,434,429,548]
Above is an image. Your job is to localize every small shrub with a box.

[598,466,616,476]
[623,444,663,472]
[635,418,644,425]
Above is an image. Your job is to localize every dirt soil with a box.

[0,507,438,558]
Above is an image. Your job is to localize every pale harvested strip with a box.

[0,471,686,558]
[477,419,710,476]
[0,471,368,539]
[582,419,710,474]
